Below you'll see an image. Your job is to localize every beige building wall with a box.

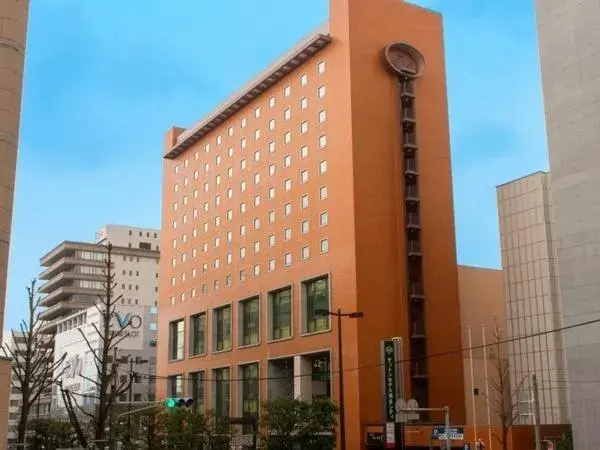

[0,0,30,447]
[496,171,569,425]
[458,265,505,430]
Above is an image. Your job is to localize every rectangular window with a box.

[318,61,326,74]
[190,313,206,356]
[284,86,291,98]
[301,220,309,234]
[320,238,329,253]
[300,145,308,159]
[241,364,259,432]
[168,374,183,397]
[169,319,185,360]
[300,73,308,86]
[319,135,327,149]
[304,276,330,334]
[284,132,291,144]
[269,97,276,108]
[301,246,310,260]
[319,160,328,174]
[284,252,292,266]
[213,305,232,352]
[270,287,292,340]
[320,211,329,226]
[318,110,327,124]
[318,85,326,98]
[300,97,308,110]
[301,194,309,209]
[240,297,259,346]
[268,258,275,271]
[213,367,230,420]
[190,371,205,413]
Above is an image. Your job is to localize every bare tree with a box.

[2,279,67,444]
[59,243,133,448]
[483,322,526,450]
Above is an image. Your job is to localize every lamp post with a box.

[316,308,364,450]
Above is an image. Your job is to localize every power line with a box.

[114,316,600,384]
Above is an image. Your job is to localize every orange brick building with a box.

[158,0,465,447]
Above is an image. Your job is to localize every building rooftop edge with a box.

[164,21,331,159]
[496,170,550,189]
[458,264,501,272]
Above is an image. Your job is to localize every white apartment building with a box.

[496,172,570,424]
[37,225,160,415]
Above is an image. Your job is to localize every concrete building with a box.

[496,172,569,425]
[0,0,30,446]
[458,265,506,435]
[3,331,52,445]
[535,0,600,447]
[158,0,466,447]
[38,225,160,414]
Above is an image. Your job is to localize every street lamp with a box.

[315,308,364,450]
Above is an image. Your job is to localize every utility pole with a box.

[532,373,542,450]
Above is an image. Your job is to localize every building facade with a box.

[496,172,569,424]
[158,0,465,447]
[0,0,30,446]
[535,0,600,447]
[458,265,506,436]
[37,225,160,414]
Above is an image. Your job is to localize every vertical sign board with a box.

[381,340,402,448]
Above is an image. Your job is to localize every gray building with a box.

[496,172,569,425]
[536,0,600,447]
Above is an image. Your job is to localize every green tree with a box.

[260,397,338,450]
[161,407,230,449]
[26,419,76,450]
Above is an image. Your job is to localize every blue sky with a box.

[6,0,548,330]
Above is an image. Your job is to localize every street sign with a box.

[432,427,465,440]
[386,422,396,448]
[382,340,397,423]
[366,432,385,446]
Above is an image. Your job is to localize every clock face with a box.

[383,43,424,77]
[389,49,417,74]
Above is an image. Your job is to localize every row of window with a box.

[169,275,330,360]
[173,61,327,175]
[168,239,330,303]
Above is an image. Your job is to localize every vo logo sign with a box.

[115,312,142,329]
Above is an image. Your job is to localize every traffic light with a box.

[165,397,194,408]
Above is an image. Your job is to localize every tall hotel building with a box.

[497,172,569,425]
[536,0,600,447]
[158,0,465,447]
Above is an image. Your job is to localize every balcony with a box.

[40,256,105,280]
[405,184,420,203]
[400,79,415,98]
[39,297,93,321]
[39,271,105,294]
[406,213,421,230]
[408,282,425,302]
[40,285,103,308]
[404,158,418,178]
[403,132,418,152]
[407,240,422,258]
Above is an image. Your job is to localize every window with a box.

[214,236,221,248]
[269,235,275,247]
[320,238,329,253]
[284,252,292,266]
[268,258,275,271]
[190,371,205,414]
[240,363,259,432]
[227,209,233,220]
[268,210,275,223]
[284,179,291,191]
[268,187,275,200]
[216,174,222,186]
[254,195,261,207]
[253,264,260,277]
[319,160,328,174]
[240,203,247,214]
[239,269,246,282]
[216,155,221,165]
[254,129,261,140]
[228,147,234,157]
[284,131,291,144]
[284,85,291,97]
[168,374,183,397]
[301,220,309,234]
[300,97,308,110]
[240,247,246,259]
[241,180,247,192]
[269,119,275,131]
[283,154,291,168]
[284,203,291,216]
[213,305,232,352]
[300,73,308,86]
[284,108,291,121]
[213,258,220,269]
[320,211,329,226]
[269,164,276,176]
[270,287,291,340]
[241,117,247,128]
[301,121,308,134]
[226,274,232,286]
[300,145,308,159]
[217,135,222,145]
[301,246,310,260]
[190,313,206,356]
[301,170,309,183]
[228,167,233,178]
[254,150,261,162]
[227,252,232,264]
[204,182,210,192]
[269,141,275,153]
[227,231,233,242]
[318,85,326,98]
[240,297,259,346]
[254,218,260,230]
[173,202,178,212]
[169,320,185,360]
[227,188,233,199]
[318,60,326,74]
[241,138,247,149]
[304,276,330,333]
[228,126,234,136]
[175,165,180,174]
[204,162,210,172]
[205,143,210,153]
[253,241,260,253]
[255,106,261,118]
[269,96,276,108]
[319,135,327,149]
[213,367,230,419]
[301,194,309,209]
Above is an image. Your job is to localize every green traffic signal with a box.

[166,398,176,408]
[165,397,193,408]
